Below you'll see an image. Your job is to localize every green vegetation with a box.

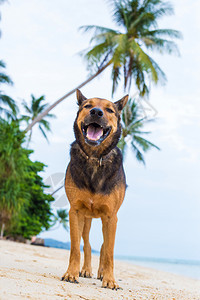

[0,119,26,237]
[21,94,56,146]
[8,160,54,239]
[118,97,160,163]
[0,60,18,119]
[50,209,69,232]
[81,0,181,96]
[0,119,54,238]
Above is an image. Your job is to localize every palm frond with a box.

[79,25,119,36]
[37,103,49,113]
[143,28,182,39]
[142,36,180,55]
[20,115,31,123]
[129,38,159,82]
[152,3,174,19]
[0,60,13,87]
[0,60,6,68]
[57,209,69,220]
[44,113,56,119]
[22,100,32,114]
[117,136,127,157]
[149,57,167,84]
[119,96,159,163]
[39,119,51,131]
[0,73,13,85]
[134,135,160,151]
[0,94,18,115]
[39,124,49,143]
[111,66,121,96]
[31,95,45,113]
[131,141,145,164]
[21,94,55,144]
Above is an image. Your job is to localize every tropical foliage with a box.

[21,94,56,145]
[0,119,28,237]
[81,0,181,96]
[118,97,160,163]
[0,0,18,119]
[0,119,54,238]
[0,60,18,119]
[8,161,54,239]
[50,209,69,232]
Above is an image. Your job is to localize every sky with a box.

[1,0,200,261]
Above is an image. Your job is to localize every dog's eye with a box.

[106,108,114,113]
[84,104,92,109]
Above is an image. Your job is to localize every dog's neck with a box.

[77,143,104,166]
[75,142,117,167]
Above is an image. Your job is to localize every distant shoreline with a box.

[43,237,200,280]
[115,255,200,280]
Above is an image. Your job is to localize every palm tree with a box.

[118,97,160,164]
[25,0,181,132]
[81,0,182,96]
[21,94,56,146]
[49,209,69,232]
[0,60,18,119]
[0,119,28,238]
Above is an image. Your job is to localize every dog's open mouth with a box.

[81,122,111,145]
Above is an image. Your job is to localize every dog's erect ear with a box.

[76,89,87,106]
[114,95,129,113]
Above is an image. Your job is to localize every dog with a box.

[62,89,128,289]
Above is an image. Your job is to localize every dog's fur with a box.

[62,89,128,289]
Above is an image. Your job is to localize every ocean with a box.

[115,255,200,280]
[44,239,200,280]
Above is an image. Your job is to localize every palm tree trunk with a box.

[0,223,5,238]
[25,62,111,132]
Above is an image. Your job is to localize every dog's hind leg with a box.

[97,242,104,280]
[80,217,92,278]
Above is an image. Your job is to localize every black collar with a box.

[78,144,103,167]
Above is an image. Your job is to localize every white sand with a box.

[0,240,199,299]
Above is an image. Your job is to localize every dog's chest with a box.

[73,158,109,194]
[69,144,125,195]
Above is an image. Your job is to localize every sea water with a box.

[115,256,200,280]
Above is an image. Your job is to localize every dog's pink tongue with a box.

[87,125,103,141]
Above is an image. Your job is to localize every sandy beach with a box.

[0,240,199,300]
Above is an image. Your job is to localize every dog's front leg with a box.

[80,217,92,278]
[62,208,84,283]
[101,215,119,289]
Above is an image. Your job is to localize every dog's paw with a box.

[102,277,119,290]
[97,269,103,281]
[61,271,79,283]
[79,268,92,278]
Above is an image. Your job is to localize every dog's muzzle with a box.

[81,121,111,146]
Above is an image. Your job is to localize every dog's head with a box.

[74,89,128,157]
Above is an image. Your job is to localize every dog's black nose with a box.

[90,107,103,117]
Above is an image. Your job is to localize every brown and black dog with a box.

[62,89,128,289]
